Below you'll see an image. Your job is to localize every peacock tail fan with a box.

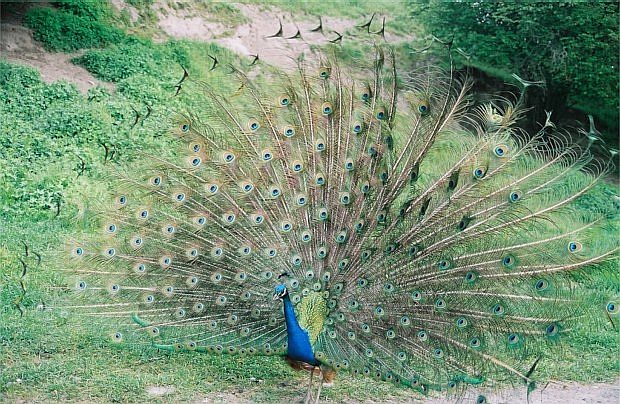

[53,44,618,396]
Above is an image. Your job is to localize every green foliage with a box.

[24,6,126,52]
[410,1,619,141]
[127,0,154,7]
[73,40,190,83]
[51,0,115,21]
[0,61,170,218]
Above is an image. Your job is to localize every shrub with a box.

[73,40,190,82]
[52,0,115,21]
[24,6,126,52]
[410,1,619,143]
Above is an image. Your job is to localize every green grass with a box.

[1,214,618,402]
[1,1,619,402]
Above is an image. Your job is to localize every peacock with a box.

[53,25,619,403]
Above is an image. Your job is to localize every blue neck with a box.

[282,295,319,366]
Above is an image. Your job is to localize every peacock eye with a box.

[464,271,477,283]
[223,152,235,163]
[567,241,582,253]
[284,127,295,137]
[321,102,333,116]
[507,333,520,344]
[456,317,468,327]
[418,102,430,115]
[191,157,201,167]
[361,92,370,102]
[494,144,508,157]
[435,298,446,309]
[606,302,618,314]
[376,109,386,120]
[545,323,558,337]
[473,167,486,179]
[438,260,451,270]
[248,119,260,132]
[278,94,291,106]
[502,254,515,268]
[208,184,219,194]
[509,190,521,202]
[181,123,190,132]
[280,221,292,232]
[270,186,281,197]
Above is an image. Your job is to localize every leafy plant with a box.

[24,6,126,52]
[410,1,619,143]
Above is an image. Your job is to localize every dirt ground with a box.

[1,2,618,403]
[183,380,620,403]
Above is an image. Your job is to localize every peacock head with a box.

[273,284,288,300]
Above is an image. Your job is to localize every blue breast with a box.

[282,296,319,366]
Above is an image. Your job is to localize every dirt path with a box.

[147,2,406,68]
[185,380,619,403]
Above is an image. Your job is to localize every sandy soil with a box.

[148,2,405,69]
[184,380,620,403]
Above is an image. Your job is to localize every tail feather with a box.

[55,44,618,395]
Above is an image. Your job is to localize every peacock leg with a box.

[303,367,315,404]
[313,371,324,404]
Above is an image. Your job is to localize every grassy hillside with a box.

[1,1,618,402]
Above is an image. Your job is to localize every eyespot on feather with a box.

[321,102,333,116]
[221,150,236,164]
[417,100,430,116]
[282,125,295,138]
[493,144,509,157]
[567,241,583,253]
[247,119,260,132]
[277,94,292,107]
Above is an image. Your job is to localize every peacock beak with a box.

[272,292,280,300]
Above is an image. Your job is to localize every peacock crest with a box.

[55,28,618,402]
